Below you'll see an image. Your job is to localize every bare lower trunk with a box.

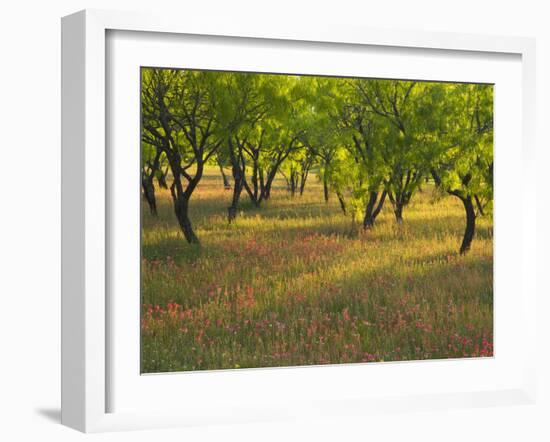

[474,194,485,216]
[336,191,346,215]
[323,175,329,203]
[299,170,308,196]
[459,196,476,254]
[363,190,386,229]
[142,177,157,216]
[262,169,277,201]
[228,141,244,222]
[246,159,265,205]
[219,164,231,189]
[168,160,202,245]
[156,172,168,190]
[174,195,199,244]
[228,180,243,222]
[289,171,297,197]
[431,169,477,254]
[372,190,387,219]
[394,204,403,224]
[388,192,404,224]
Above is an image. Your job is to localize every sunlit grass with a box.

[141,167,493,373]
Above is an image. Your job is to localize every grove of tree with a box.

[141,68,493,254]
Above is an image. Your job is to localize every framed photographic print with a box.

[61,9,537,432]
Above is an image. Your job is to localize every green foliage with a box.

[141,67,493,244]
[138,68,495,368]
[430,84,494,213]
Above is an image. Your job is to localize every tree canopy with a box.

[141,67,493,253]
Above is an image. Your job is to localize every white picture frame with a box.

[61,9,537,433]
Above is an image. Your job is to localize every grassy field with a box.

[141,167,493,373]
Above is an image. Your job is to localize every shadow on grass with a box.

[142,235,203,261]
[142,238,493,314]
[326,251,493,308]
[142,211,493,263]
[141,184,492,268]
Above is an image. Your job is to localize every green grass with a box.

[141,167,493,373]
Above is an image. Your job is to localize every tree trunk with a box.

[251,159,260,201]
[459,195,476,254]
[174,195,199,244]
[388,191,404,224]
[228,175,243,223]
[228,140,244,222]
[372,190,387,220]
[394,203,403,224]
[336,191,346,215]
[363,190,386,229]
[142,177,157,216]
[167,152,203,245]
[218,164,231,189]
[474,194,485,216]
[363,192,377,229]
[262,168,277,201]
[299,170,308,196]
[323,175,329,203]
[156,171,168,189]
[431,169,477,254]
[290,170,297,197]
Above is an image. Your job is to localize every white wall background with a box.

[0,1,548,440]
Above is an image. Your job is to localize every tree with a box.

[140,68,493,252]
[219,73,280,221]
[430,83,493,254]
[226,75,305,211]
[155,160,169,190]
[336,79,391,229]
[356,80,435,224]
[141,68,226,244]
[241,120,303,204]
[214,153,231,189]
[280,147,314,197]
[308,139,339,204]
[301,77,348,204]
[320,146,355,215]
[141,142,162,215]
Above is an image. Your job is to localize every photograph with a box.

[139,67,494,374]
